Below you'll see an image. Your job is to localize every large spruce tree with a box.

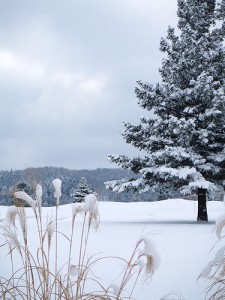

[107,0,225,221]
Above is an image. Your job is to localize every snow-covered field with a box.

[0,199,224,300]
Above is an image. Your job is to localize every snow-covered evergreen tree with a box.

[70,177,93,203]
[106,0,225,221]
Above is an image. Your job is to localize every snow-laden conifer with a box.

[70,177,93,203]
[106,0,225,221]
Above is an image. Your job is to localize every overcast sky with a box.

[0,0,178,171]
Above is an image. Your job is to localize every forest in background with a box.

[0,167,157,206]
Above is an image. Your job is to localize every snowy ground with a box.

[0,199,224,300]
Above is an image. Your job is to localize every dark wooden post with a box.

[197,188,208,221]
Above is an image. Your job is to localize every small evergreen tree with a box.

[106,0,225,221]
[70,177,93,203]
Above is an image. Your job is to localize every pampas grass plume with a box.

[2,224,21,253]
[72,204,84,226]
[35,184,42,209]
[160,291,185,300]
[137,236,161,276]
[199,264,213,278]
[13,191,36,208]
[52,178,62,205]
[6,206,17,227]
[46,219,55,249]
[84,193,100,229]
[215,213,225,239]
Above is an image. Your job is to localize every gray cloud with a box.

[0,0,178,170]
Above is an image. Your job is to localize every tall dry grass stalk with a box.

[160,291,185,300]
[199,210,225,299]
[0,179,160,299]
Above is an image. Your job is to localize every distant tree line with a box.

[0,167,157,206]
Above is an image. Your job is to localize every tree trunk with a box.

[197,188,208,221]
